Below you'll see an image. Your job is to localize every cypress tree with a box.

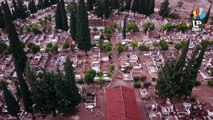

[158,0,171,18]
[55,0,62,29]
[28,0,37,14]
[37,0,44,10]
[63,58,81,108]
[60,0,68,31]
[111,0,119,10]
[147,0,155,15]
[50,0,57,5]
[1,81,20,120]
[123,15,127,39]
[124,0,132,11]
[103,0,111,19]
[76,0,92,53]
[94,0,104,18]
[44,0,50,8]
[70,3,77,41]
[175,40,189,71]
[16,0,28,19]
[87,0,94,11]
[131,0,139,14]
[203,3,212,24]
[2,1,33,118]
[0,6,5,29]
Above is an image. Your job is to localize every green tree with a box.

[203,3,212,24]
[116,43,125,53]
[69,2,77,41]
[131,0,139,14]
[2,3,33,117]
[84,69,96,85]
[139,44,149,51]
[50,0,57,4]
[15,0,29,19]
[1,81,20,120]
[99,77,106,87]
[28,0,37,14]
[130,39,138,49]
[62,58,81,112]
[60,0,68,31]
[55,0,62,29]
[123,15,127,39]
[44,0,50,8]
[0,6,5,29]
[159,40,169,50]
[158,0,171,18]
[0,41,8,54]
[111,0,120,9]
[161,23,175,31]
[176,22,188,32]
[76,0,92,53]
[87,0,94,11]
[143,22,155,32]
[37,0,44,10]
[156,60,182,100]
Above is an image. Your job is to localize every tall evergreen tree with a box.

[147,0,155,15]
[28,0,37,14]
[87,0,94,11]
[156,60,182,100]
[94,0,104,18]
[76,0,92,52]
[1,81,20,120]
[44,0,50,8]
[70,3,77,41]
[103,0,111,19]
[124,0,132,11]
[158,0,171,18]
[0,6,5,29]
[203,3,212,24]
[131,0,139,14]
[50,0,57,5]
[111,0,120,10]
[60,0,68,31]
[63,58,81,110]
[16,0,29,19]
[37,0,44,10]
[55,0,62,29]
[2,1,33,117]
[123,15,127,39]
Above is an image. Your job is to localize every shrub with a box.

[93,27,98,32]
[161,23,175,31]
[63,43,70,49]
[139,44,149,51]
[134,81,141,88]
[194,81,201,86]
[134,76,141,82]
[104,26,112,34]
[143,22,155,32]
[127,23,139,32]
[169,12,181,19]
[0,42,8,54]
[108,64,115,72]
[176,22,188,32]
[144,82,151,89]
[208,81,213,86]
[77,79,85,84]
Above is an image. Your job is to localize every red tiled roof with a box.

[106,86,141,120]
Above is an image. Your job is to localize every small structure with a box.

[106,82,141,120]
